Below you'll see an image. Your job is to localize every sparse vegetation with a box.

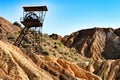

[4,20,92,67]
[39,33,84,62]
[40,46,49,55]
[2,16,120,80]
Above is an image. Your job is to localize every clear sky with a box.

[0,0,120,36]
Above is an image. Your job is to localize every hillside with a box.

[63,28,120,60]
[0,17,21,44]
[0,17,120,80]
[0,40,103,80]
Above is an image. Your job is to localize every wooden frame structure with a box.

[14,6,48,48]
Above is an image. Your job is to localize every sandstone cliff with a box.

[84,59,120,80]
[95,60,120,80]
[64,28,120,60]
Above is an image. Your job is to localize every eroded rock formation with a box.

[0,40,101,80]
[64,28,120,60]
[1,16,120,80]
[49,33,63,41]
[0,17,20,40]
[84,59,120,80]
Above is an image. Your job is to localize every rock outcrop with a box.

[49,33,63,41]
[64,28,120,60]
[0,17,21,41]
[0,40,54,80]
[84,59,120,80]
[95,60,120,80]
[0,40,101,80]
[1,16,120,80]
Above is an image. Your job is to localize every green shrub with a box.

[57,42,63,47]
[42,49,49,55]
[40,46,49,55]
[44,33,49,38]
[54,42,63,49]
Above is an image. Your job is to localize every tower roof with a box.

[23,6,48,12]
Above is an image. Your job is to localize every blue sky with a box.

[0,0,120,36]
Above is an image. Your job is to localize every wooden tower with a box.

[14,6,48,48]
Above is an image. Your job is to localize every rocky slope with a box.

[0,17,102,80]
[62,28,120,80]
[95,60,120,80]
[64,28,120,60]
[0,17,21,41]
[1,17,120,80]
[0,40,53,80]
[86,59,120,80]
[0,40,101,80]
